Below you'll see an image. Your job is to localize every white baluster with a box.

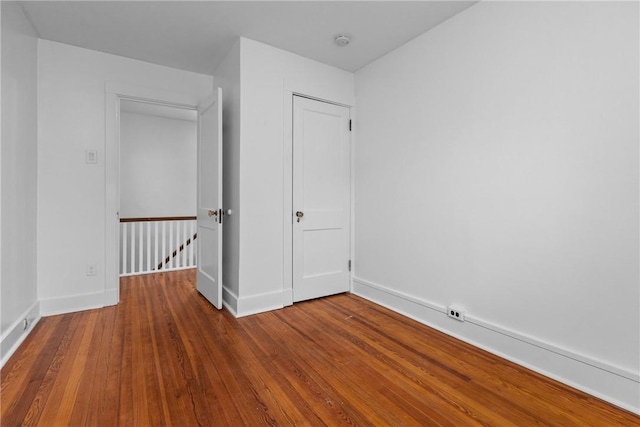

[178,220,182,269]
[122,222,127,275]
[182,221,189,267]
[176,220,181,269]
[154,221,159,271]
[137,222,142,273]
[189,220,195,267]
[176,221,185,267]
[176,221,181,268]
[130,222,136,274]
[193,220,197,267]
[169,221,174,270]
[146,222,151,273]
[161,221,166,271]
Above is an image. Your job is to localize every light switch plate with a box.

[86,149,98,164]
[86,263,97,276]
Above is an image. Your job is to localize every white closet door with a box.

[293,96,351,302]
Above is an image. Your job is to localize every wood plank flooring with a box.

[2,270,638,426]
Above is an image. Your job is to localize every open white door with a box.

[197,88,223,309]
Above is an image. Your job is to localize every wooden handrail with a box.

[120,216,196,223]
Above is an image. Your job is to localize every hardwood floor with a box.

[2,270,638,426]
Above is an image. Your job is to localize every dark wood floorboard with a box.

[1,270,638,426]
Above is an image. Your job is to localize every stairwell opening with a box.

[118,100,198,277]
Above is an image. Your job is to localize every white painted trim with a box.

[104,287,118,307]
[467,313,639,383]
[282,288,293,307]
[352,276,640,415]
[105,82,201,109]
[222,286,238,316]
[105,90,121,305]
[353,276,445,313]
[353,276,638,382]
[40,290,106,316]
[0,302,41,368]
[283,88,355,306]
[349,106,356,293]
[235,290,284,318]
[0,0,3,371]
[105,81,205,308]
[282,89,294,307]
[290,92,352,109]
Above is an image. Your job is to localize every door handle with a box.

[207,209,218,217]
[296,211,304,223]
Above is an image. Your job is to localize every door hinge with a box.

[349,120,352,131]
[348,260,352,272]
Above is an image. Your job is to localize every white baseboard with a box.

[352,276,640,415]
[104,287,119,306]
[282,288,293,307]
[39,290,106,316]
[222,286,238,317]
[0,301,41,368]
[235,290,284,318]
[223,286,290,318]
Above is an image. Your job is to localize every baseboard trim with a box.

[39,290,105,316]
[235,290,284,318]
[0,301,41,368]
[352,276,640,415]
[104,287,119,307]
[222,286,238,317]
[223,287,293,318]
[282,288,293,307]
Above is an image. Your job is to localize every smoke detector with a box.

[335,34,350,47]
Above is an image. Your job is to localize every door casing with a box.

[282,92,355,306]
[105,82,204,306]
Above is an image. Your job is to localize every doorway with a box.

[105,83,222,308]
[118,100,198,277]
[292,96,351,302]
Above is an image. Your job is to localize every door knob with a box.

[207,209,218,217]
[295,211,304,223]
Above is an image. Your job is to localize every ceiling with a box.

[20,1,477,74]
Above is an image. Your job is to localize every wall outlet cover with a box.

[447,306,465,322]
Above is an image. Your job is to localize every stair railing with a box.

[119,216,197,276]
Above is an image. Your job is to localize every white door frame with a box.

[282,90,355,306]
[105,82,202,306]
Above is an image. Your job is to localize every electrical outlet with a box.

[447,306,465,322]
[87,263,97,276]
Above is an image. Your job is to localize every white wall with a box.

[215,40,241,301]
[37,40,212,315]
[354,1,639,412]
[120,112,196,218]
[0,1,40,365]
[231,38,354,315]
